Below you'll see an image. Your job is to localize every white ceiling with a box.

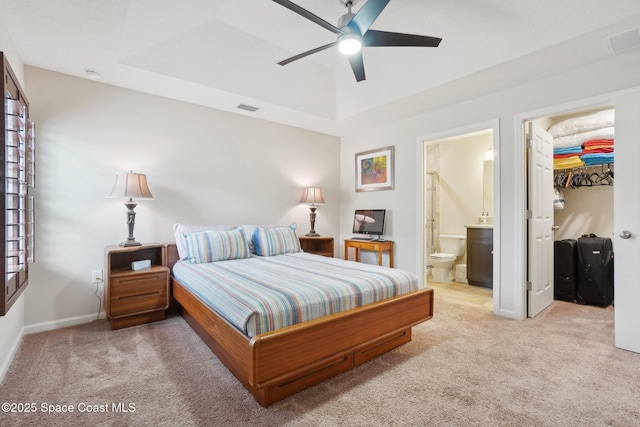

[1,0,640,136]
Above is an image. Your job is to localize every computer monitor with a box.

[352,209,386,237]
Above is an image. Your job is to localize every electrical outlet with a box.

[91,269,104,284]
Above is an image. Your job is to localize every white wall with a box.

[0,22,27,381]
[340,49,640,319]
[438,133,492,237]
[554,186,614,241]
[23,67,340,327]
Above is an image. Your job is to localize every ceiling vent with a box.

[236,103,259,113]
[609,28,640,53]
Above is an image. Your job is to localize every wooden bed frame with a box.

[166,243,434,407]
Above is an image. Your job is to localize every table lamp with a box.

[300,186,325,237]
[108,171,153,246]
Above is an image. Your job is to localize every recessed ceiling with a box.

[1,0,640,136]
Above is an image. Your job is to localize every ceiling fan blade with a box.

[272,0,344,35]
[278,42,338,66]
[347,51,366,82]
[363,29,442,47]
[348,0,390,35]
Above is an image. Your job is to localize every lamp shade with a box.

[108,172,153,200]
[300,187,325,206]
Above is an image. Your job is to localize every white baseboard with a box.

[24,313,104,335]
[0,325,26,384]
[1,312,105,382]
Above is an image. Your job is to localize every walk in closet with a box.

[545,108,614,242]
[534,106,615,306]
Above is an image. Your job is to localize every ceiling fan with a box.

[272,0,442,82]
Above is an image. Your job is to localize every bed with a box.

[167,224,434,407]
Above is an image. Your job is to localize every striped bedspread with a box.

[172,252,421,337]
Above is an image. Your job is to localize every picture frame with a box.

[355,146,395,192]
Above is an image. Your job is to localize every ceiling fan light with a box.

[338,33,362,55]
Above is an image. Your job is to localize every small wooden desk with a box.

[344,239,394,268]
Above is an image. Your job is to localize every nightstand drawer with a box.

[110,269,168,317]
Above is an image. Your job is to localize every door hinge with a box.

[526,281,533,291]
[526,137,533,148]
[526,210,532,220]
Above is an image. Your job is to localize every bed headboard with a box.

[166,243,179,271]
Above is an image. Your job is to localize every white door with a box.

[614,89,640,353]
[527,123,554,317]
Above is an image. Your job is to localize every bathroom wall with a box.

[435,133,493,244]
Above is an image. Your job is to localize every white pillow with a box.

[548,109,614,138]
[173,223,237,260]
[240,225,260,254]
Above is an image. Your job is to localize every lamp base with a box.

[120,198,142,247]
[306,207,321,237]
[120,238,142,247]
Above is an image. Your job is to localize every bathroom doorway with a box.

[419,120,500,312]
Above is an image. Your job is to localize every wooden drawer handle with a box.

[118,291,161,300]
[118,275,164,285]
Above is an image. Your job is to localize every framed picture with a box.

[355,146,394,192]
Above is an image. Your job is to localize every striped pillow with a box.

[253,225,301,256]
[183,228,251,264]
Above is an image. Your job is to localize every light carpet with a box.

[0,291,638,426]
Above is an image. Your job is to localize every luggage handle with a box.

[584,264,592,282]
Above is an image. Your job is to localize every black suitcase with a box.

[554,239,578,302]
[576,234,614,307]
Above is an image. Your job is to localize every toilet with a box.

[429,234,466,282]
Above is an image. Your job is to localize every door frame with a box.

[515,93,617,318]
[416,119,500,314]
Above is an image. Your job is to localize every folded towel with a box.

[554,152,585,159]
[554,156,585,170]
[553,146,583,155]
[581,152,614,166]
[553,127,615,149]
[581,152,615,160]
[582,147,614,154]
[583,139,614,147]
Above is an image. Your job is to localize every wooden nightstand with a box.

[299,236,334,257]
[104,243,169,330]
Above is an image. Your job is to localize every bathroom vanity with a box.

[466,225,493,289]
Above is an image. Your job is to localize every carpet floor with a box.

[1,288,638,426]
